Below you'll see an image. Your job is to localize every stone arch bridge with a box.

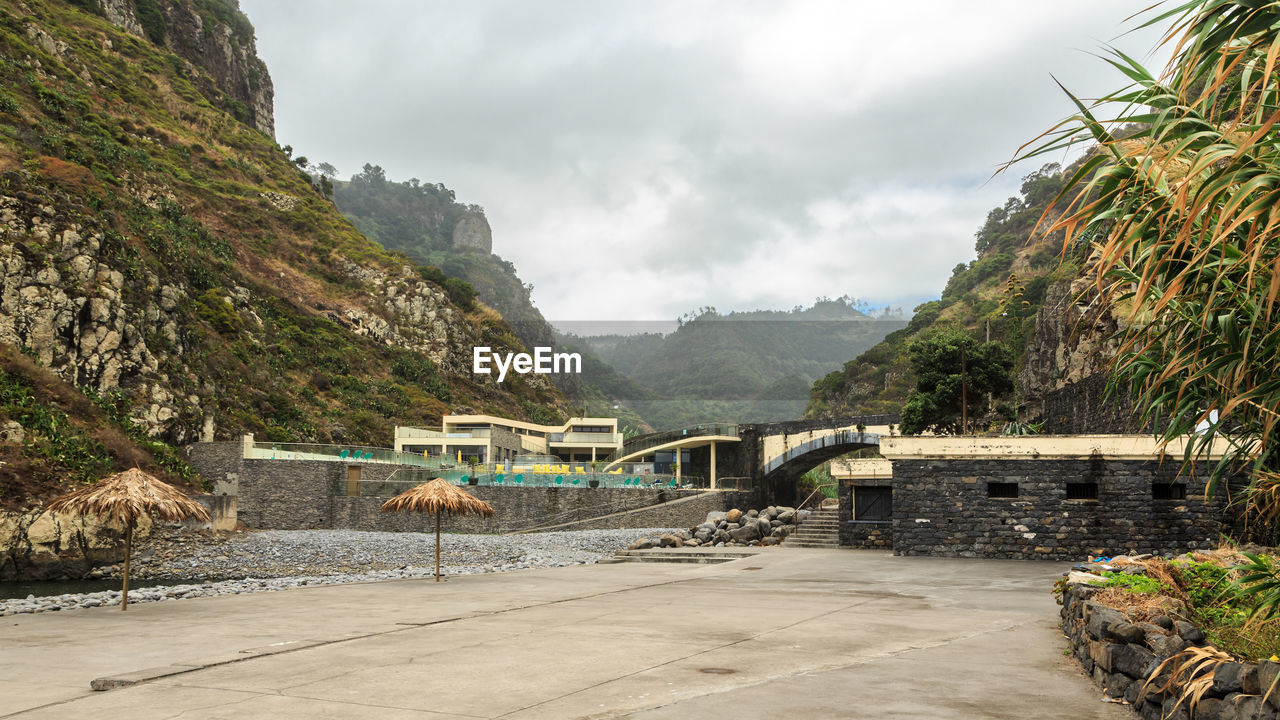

[605,415,897,505]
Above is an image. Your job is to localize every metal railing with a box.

[247,442,446,468]
[618,423,740,458]
[333,465,701,494]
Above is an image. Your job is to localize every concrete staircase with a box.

[784,507,841,548]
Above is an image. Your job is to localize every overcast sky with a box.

[239,1,1170,325]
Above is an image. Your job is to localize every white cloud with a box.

[241,0,1170,322]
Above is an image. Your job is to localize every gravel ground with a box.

[0,527,676,616]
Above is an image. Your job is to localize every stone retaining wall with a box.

[1062,582,1280,719]
[185,445,746,533]
[887,459,1231,560]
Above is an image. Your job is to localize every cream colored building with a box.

[394,414,622,465]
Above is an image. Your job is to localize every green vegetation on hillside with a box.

[806,164,1078,423]
[332,164,551,349]
[576,298,905,429]
[0,1,568,503]
[1013,0,1280,532]
[330,164,656,432]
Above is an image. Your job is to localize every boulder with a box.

[1107,621,1147,645]
[746,509,759,518]
[765,506,778,520]
[1111,644,1157,679]
[729,523,762,543]
[761,537,779,546]
[726,509,743,524]
[1147,633,1187,660]
[659,534,682,548]
[683,538,701,547]
[1173,620,1205,644]
[713,529,731,544]
[694,526,714,543]
[1213,662,1246,695]
[706,511,727,524]
[627,538,654,550]
[755,518,772,536]
[1084,602,1129,641]
[777,510,795,524]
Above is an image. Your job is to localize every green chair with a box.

[622,478,632,487]
[338,449,349,459]
[460,475,470,485]
[555,476,564,485]
[494,474,504,485]
[571,478,581,486]
[514,474,524,485]
[669,478,678,488]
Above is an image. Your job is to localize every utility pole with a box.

[960,342,968,435]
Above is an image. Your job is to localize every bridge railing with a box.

[617,424,740,459]
[762,429,880,476]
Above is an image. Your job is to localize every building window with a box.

[1066,482,1099,500]
[854,486,892,522]
[1153,483,1187,500]
[987,482,1019,498]
[346,466,362,497]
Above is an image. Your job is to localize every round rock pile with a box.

[626,506,810,550]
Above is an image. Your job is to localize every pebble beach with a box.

[0,527,676,616]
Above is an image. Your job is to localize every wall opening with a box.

[987,482,1019,499]
[1152,483,1187,500]
[854,486,892,522]
[346,466,362,496]
[1066,482,1099,500]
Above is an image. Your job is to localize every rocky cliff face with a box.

[0,0,569,490]
[100,0,274,136]
[1018,267,1127,423]
[452,212,493,253]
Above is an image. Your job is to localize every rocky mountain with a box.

[0,0,569,507]
[330,166,656,432]
[806,164,1080,422]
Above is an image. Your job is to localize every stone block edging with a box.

[1062,582,1280,720]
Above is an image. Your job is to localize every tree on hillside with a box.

[899,329,1013,435]
[1013,1,1280,527]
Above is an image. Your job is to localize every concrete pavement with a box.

[1,548,1129,719]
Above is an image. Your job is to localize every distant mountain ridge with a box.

[571,299,906,429]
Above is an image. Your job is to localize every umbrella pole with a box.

[122,521,132,611]
[435,508,441,582]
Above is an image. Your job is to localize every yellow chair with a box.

[575,467,586,474]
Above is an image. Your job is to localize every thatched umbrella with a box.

[46,468,211,610]
[380,477,495,582]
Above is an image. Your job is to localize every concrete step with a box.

[785,541,843,548]
[608,548,762,564]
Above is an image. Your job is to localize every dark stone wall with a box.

[330,486,724,534]
[1061,582,1280,718]
[1042,374,1146,434]
[183,441,243,494]
[887,458,1232,560]
[236,458,334,529]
